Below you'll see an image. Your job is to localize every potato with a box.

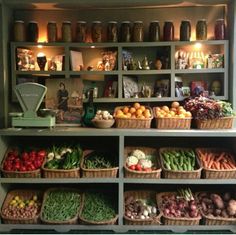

[211,194,225,209]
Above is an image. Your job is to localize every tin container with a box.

[214,19,225,40]
[120,21,131,42]
[149,21,160,42]
[163,21,174,41]
[91,21,102,42]
[47,21,57,42]
[27,21,38,42]
[196,19,207,40]
[180,20,191,41]
[107,21,118,42]
[62,21,72,42]
[13,20,25,42]
[76,21,87,42]
[133,21,144,42]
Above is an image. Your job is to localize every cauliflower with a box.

[126,156,139,167]
[139,159,152,169]
[132,149,146,160]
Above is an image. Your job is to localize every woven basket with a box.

[156,192,201,225]
[153,107,192,129]
[159,147,202,179]
[1,148,41,178]
[114,106,153,129]
[196,148,236,179]
[1,189,42,224]
[124,147,161,179]
[124,191,162,225]
[40,187,81,224]
[79,193,118,225]
[195,117,234,129]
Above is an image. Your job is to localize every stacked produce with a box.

[197,192,236,219]
[93,110,113,120]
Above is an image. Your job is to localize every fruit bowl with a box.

[92,119,115,129]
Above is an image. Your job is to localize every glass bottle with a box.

[91,21,102,43]
[196,19,207,40]
[27,21,38,42]
[163,21,174,41]
[120,21,131,42]
[107,21,118,42]
[47,21,57,42]
[132,21,144,42]
[180,20,191,41]
[62,21,72,42]
[76,21,87,42]
[149,21,160,42]
[13,20,25,42]
[214,19,225,40]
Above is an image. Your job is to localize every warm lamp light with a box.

[37,45,43,49]
[37,36,47,43]
[37,52,47,71]
[194,42,202,50]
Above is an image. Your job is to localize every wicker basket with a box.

[0,148,41,178]
[156,192,201,225]
[80,150,118,178]
[159,147,202,179]
[124,190,162,225]
[124,147,161,179]
[79,193,118,225]
[153,107,192,129]
[1,189,42,224]
[40,187,81,224]
[114,106,153,129]
[195,117,234,129]
[196,148,236,179]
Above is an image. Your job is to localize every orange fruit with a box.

[178,114,185,118]
[116,109,123,116]
[131,114,136,118]
[169,111,175,117]
[126,112,132,118]
[156,107,161,111]
[136,108,143,116]
[140,105,146,112]
[185,111,192,117]
[143,109,151,118]
[123,106,129,114]
[129,107,136,114]
[137,115,145,119]
[162,106,169,112]
[171,101,180,108]
[133,102,141,109]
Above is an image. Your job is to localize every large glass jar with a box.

[91,21,102,43]
[13,20,25,42]
[62,21,72,42]
[107,21,118,42]
[163,21,174,41]
[132,21,144,42]
[180,20,191,41]
[76,21,87,42]
[47,21,57,42]
[120,21,131,42]
[149,21,160,42]
[214,19,225,40]
[27,21,38,42]
[196,19,207,40]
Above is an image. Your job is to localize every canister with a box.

[62,21,72,42]
[27,21,38,42]
[149,21,160,42]
[133,21,144,42]
[13,20,25,42]
[196,19,207,40]
[180,20,191,41]
[107,21,118,42]
[120,21,131,42]
[91,21,102,43]
[47,21,57,42]
[163,21,174,41]
[76,21,87,42]
[214,19,225,40]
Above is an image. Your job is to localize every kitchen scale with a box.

[11,83,55,128]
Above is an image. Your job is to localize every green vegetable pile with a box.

[81,192,117,222]
[217,101,235,117]
[161,149,196,171]
[42,190,81,221]
[83,151,116,169]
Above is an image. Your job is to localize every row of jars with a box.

[13,19,226,43]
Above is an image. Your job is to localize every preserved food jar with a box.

[149,21,160,42]
[13,20,25,42]
[91,21,102,42]
[214,19,225,40]
[196,19,207,40]
[120,21,131,42]
[107,21,118,42]
[76,21,87,42]
[27,21,38,42]
[163,21,174,41]
[47,21,57,42]
[132,21,144,42]
[62,21,72,42]
[180,20,191,41]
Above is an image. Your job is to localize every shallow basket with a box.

[156,192,201,225]
[124,146,161,179]
[80,150,118,178]
[124,190,162,225]
[114,106,153,129]
[1,189,42,224]
[1,148,41,178]
[92,119,115,129]
[40,187,81,224]
[159,147,202,179]
[79,193,118,225]
[196,148,236,179]
[195,117,234,129]
[153,107,192,129]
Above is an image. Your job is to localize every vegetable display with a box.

[161,149,196,171]
[81,192,117,222]
[93,110,114,120]
[41,190,81,221]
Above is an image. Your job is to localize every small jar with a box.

[120,21,131,42]
[62,21,72,42]
[91,21,102,43]
[214,19,225,40]
[107,21,118,42]
[27,21,38,42]
[47,21,57,42]
[196,19,207,40]
[13,20,25,42]
[180,20,191,41]
[132,21,144,42]
[149,21,160,42]
[163,21,174,41]
[76,21,87,42]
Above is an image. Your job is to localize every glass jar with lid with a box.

[196,19,207,40]
[27,21,38,42]
[120,21,131,42]
[62,21,72,42]
[214,19,225,40]
[13,20,26,42]
[132,21,144,42]
[180,20,191,41]
[163,21,174,41]
[149,21,160,42]
[107,21,118,42]
[47,21,57,42]
[76,21,87,42]
[91,21,102,43]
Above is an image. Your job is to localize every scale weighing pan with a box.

[12,82,55,128]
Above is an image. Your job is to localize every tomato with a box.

[14,162,20,170]
[135,164,142,171]
[29,151,37,159]
[143,167,152,172]
[21,152,29,161]
[37,150,46,158]
[129,165,136,170]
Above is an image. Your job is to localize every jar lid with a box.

[150,20,159,23]
[198,19,206,21]
[63,21,71,24]
[48,21,56,23]
[134,21,143,23]
[77,21,86,23]
[108,21,117,23]
[15,20,24,23]
[181,20,191,22]
[216,18,225,21]
[121,21,131,23]
[165,20,173,22]
[29,21,38,23]
[92,21,102,23]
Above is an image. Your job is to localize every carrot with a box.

[227,154,236,165]
[202,160,208,168]
[216,162,221,170]
[222,162,231,170]
[227,161,236,169]
[220,162,226,169]
[216,152,225,162]
[208,159,214,169]
[212,162,218,169]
